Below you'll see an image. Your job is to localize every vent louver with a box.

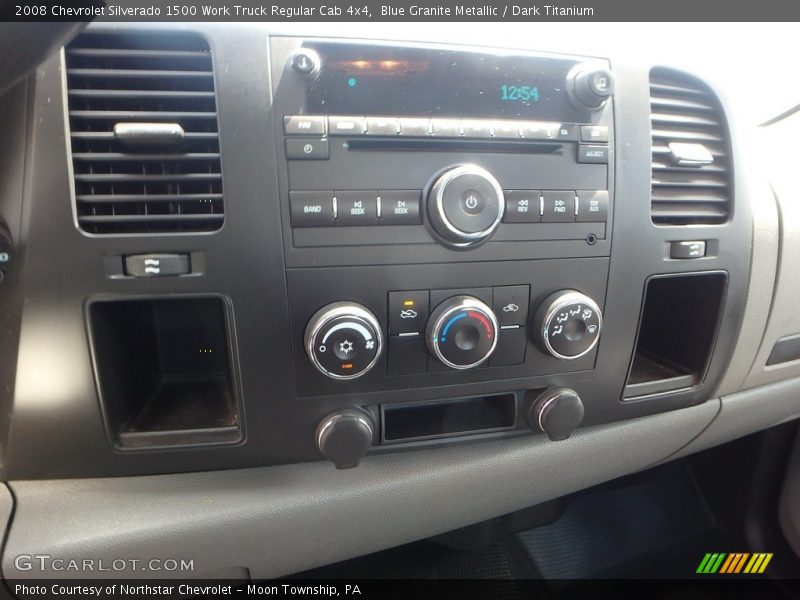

[650,69,732,225]
[65,32,224,234]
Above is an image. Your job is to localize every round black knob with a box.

[316,409,375,469]
[426,295,499,369]
[529,388,584,441]
[305,302,383,380]
[533,290,602,360]
[427,164,505,248]
[566,63,614,111]
[290,48,321,77]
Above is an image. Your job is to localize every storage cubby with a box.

[624,273,726,399]
[89,297,240,448]
[382,394,517,443]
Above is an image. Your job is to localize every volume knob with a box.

[426,164,505,249]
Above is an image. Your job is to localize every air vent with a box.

[65,32,224,234]
[650,69,732,225]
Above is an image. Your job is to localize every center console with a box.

[270,39,619,466]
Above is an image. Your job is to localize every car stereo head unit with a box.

[270,38,614,265]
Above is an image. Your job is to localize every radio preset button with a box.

[580,125,609,143]
[503,190,541,223]
[290,191,335,227]
[576,190,609,222]
[379,190,422,225]
[389,290,429,335]
[519,121,551,140]
[461,120,493,138]
[286,138,329,160]
[328,116,367,135]
[366,117,399,136]
[335,191,378,225]
[430,119,462,137]
[542,191,576,223]
[493,122,521,139]
[284,115,326,136]
[398,118,431,137]
[578,144,609,163]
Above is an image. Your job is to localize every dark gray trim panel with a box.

[3,401,717,579]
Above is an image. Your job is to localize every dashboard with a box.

[0,21,799,579]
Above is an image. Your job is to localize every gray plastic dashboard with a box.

[0,22,799,578]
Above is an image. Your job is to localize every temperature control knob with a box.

[427,164,505,248]
[426,296,499,369]
[305,302,383,380]
[533,290,602,360]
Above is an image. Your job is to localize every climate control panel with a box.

[296,266,605,393]
[287,257,609,396]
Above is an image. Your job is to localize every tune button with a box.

[305,302,383,380]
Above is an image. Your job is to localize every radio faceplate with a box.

[270,37,614,268]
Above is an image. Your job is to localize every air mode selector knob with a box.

[533,290,603,360]
[305,302,383,380]
[426,295,499,369]
[427,164,505,248]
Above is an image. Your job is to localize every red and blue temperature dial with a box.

[426,296,499,370]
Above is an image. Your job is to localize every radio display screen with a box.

[302,42,587,121]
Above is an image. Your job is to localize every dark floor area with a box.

[294,460,738,581]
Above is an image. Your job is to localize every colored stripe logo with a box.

[697,552,773,574]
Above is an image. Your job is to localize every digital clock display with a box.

[304,42,588,121]
[500,84,540,103]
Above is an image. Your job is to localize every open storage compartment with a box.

[624,272,726,399]
[89,296,241,448]
[381,393,517,443]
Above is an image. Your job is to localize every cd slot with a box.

[345,138,564,154]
